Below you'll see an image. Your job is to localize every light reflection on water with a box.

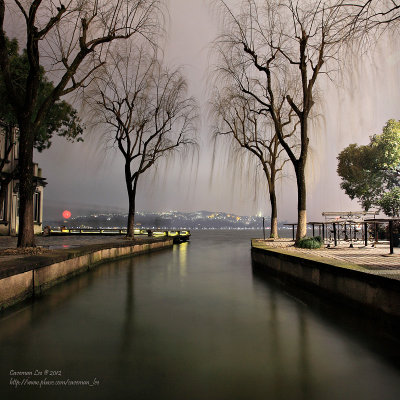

[0,230,400,400]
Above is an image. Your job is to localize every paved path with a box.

[0,235,126,249]
[253,238,400,279]
[0,235,134,266]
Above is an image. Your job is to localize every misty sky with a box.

[30,0,400,221]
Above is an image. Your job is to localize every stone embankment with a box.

[0,236,173,311]
[252,239,400,320]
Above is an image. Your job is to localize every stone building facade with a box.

[0,126,46,235]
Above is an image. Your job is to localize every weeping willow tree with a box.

[87,44,198,238]
[0,0,162,247]
[346,1,400,30]
[215,0,361,241]
[212,87,294,238]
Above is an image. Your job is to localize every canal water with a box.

[1,230,400,400]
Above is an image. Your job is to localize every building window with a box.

[14,194,19,218]
[0,131,5,160]
[33,191,41,223]
[14,139,19,160]
[0,185,7,221]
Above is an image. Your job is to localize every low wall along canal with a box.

[0,238,173,311]
[251,240,400,321]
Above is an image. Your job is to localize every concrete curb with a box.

[0,238,173,311]
[251,243,400,320]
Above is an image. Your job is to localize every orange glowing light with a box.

[62,210,72,219]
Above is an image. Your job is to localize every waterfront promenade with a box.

[253,239,400,279]
[1,235,399,277]
[252,238,400,320]
[0,235,173,311]
[0,235,129,265]
[0,235,126,249]
[2,234,400,314]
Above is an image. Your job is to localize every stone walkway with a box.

[253,238,400,279]
[0,235,126,249]
[0,235,133,266]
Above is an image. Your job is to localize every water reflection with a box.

[250,281,313,400]
[252,261,400,371]
[120,262,135,354]
[297,306,311,400]
[170,243,188,283]
[268,289,284,399]
[179,242,188,278]
[0,266,97,342]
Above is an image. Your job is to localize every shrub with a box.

[296,236,323,249]
[314,236,322,244]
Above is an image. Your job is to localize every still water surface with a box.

[1,230,400,399]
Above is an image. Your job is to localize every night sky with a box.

[25,0,400,221]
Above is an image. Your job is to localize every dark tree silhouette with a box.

[217,0,356,240]
[88,45,197,237]
[212,88,292,238]
[0,0,161,247]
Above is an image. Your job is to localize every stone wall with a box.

[252,247,400,319]
[0,239,173,311]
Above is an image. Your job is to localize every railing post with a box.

[389,220,394,255]
[349,223,353,248]
[262,217,265,240]
[333,223,337,246]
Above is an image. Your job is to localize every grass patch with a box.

[296,236,323,249]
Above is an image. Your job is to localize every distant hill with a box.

[44,210,283,230]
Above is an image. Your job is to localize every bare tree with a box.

[212,88,291,238]
[346,1,400,29]
[212,15,297,238]
[88,45,198,238]
[217,0,354,240]
[0,0,162,247]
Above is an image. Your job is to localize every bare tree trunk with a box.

[126,177,138,238]
[17,122,35,247]
[295,163,307,241]
[269,183,278,239]
[259,162,280,239]
[127,196,136,238]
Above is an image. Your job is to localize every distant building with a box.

[0,125,46,236]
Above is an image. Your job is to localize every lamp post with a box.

[262,217,266,240]
[389,220,394,255]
